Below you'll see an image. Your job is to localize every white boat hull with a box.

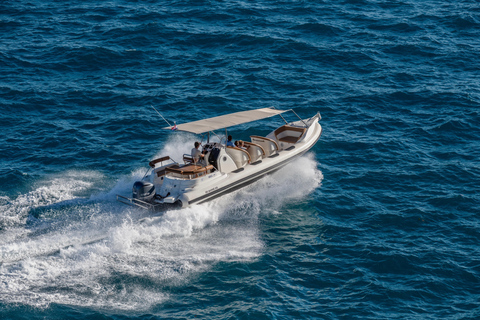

[185,121,322,206]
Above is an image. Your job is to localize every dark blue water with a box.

[1,0,480,319]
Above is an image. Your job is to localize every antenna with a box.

[151,105,172,127]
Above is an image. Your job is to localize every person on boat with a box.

[226,135,234,147]
[191,141,205,165]
[235,140,247,150]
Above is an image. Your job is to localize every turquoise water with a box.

[1,0,479,319]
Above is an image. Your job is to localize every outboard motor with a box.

[132,181,156,203]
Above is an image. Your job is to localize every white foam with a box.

[0,170,106,242]
[153,132,199,163]
[0,146,322,311]
[0,203,263,310]
[212,153,323,215]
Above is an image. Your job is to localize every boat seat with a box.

[250,135,279,157]
[243,141,265,163]
[226,146,251,168]
[278,136,299,144]
[166,164,214,178]
[156,164,179,177]
[274,125,306,146]
[183,154,194,164]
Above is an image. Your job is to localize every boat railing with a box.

[149,156,176,168]
[305,111,321,126]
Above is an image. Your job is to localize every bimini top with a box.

[163,107,287,134]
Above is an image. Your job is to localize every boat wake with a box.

[0,137,322,310]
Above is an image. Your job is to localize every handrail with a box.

[290,109,308,127]
[149,156,173,168]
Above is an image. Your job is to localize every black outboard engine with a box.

[132,181,156,203]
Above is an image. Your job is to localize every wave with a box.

[0,135,322,310]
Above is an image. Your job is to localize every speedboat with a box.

[117,107,322,210]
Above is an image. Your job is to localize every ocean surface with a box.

[1,0,479,319]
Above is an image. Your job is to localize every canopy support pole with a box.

[290,109,308,127]
[225,128,228,148]
[278,113,288,125]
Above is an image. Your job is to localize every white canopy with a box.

[163,107,288,134]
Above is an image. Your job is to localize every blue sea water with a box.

[1,0,480,319]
